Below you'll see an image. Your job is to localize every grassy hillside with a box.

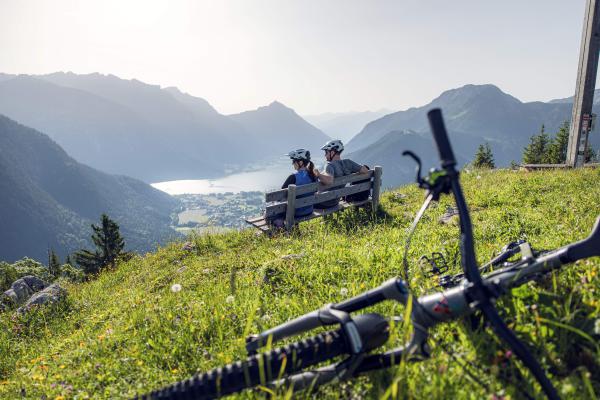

[0,115,179,262]
[1,168,599,399]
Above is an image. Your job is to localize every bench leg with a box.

[285,184,297,232]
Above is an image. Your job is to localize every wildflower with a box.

[226,295,235,304]
[106,328,114,335]
[171,284,182,293]
[594,319,600,335]
[340,288,349,297]
[476,175,482,180]
[261,314,271,322]
[202,268,211,274]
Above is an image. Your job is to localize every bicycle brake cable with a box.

[402,192,435,286]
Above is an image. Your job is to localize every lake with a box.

[151,161,294,195]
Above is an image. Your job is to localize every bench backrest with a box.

[264,167,382,218]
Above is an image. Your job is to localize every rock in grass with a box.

[280,253,305,260]
[18,283,66,313]
[439,206,459,224]
[182,242,196,252]
[2,275,48,306]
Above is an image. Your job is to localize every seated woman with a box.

[271,149,317,227]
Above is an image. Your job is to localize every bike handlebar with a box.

[427,108,457,168]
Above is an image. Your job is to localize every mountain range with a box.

[303,109,392,142]
[1,71,598,204]
[228,101,330,158]
[0,115,179,263]
[0,73,329,182]
[346,84,600,186]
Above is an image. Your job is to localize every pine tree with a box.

[522,125,550,164]
[75,214,125,276]
[473,142,495,169]
[48,248,61,279]
[546,121,570,164]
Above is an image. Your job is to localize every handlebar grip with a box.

[427,108,456,168]
[563,216,600,263]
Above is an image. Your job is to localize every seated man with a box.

[314,139,370,208]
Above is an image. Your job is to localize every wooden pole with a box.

[372,166,382,212]
[567,0,600,167]
[285,184,296,232]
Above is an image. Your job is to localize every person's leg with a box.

[271,218,284,228]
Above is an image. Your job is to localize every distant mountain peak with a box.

[265,100,293,112]
[428,83,522,110]
[438,83,515,99]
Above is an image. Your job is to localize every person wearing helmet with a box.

[270,149,318,228]
[314,139,370,208]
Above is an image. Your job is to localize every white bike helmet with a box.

[320,139,344,153]
[286,149,311,161]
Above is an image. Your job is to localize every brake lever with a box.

[402,151,426,188]
[402,150,451,201]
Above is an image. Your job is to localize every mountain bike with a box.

[139,109,600,400]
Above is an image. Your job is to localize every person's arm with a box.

[346,159,369,175]
[316,165,335,185]
[281,174,296,189]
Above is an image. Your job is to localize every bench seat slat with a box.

[244,217,270,230]
[246,215,266,223]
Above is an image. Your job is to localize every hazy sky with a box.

[0,0,590,114]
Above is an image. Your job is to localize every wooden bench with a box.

[245,166,382,233]
[520,163,599,171]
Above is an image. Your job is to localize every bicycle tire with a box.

[140,328,348,399]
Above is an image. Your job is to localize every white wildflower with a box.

[476,175,482,180]
[261,314,271,322]
[594,319,600,335]
[340,287,349,297]
[171,283,182,293]
[226,295,235,304]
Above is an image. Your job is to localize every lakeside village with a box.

[172,191,265,233]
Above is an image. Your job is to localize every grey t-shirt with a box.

[324,159,363,180]
[316,159,363,208]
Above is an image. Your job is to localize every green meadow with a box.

[1,168,599,399]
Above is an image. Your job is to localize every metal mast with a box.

[567,0,600,167]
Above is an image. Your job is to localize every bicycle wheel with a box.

[139,313,388,400]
